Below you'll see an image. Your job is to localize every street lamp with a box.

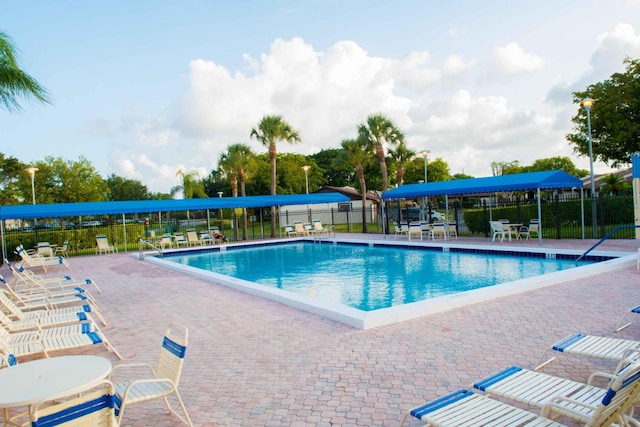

[580,98,597,238]
[25,167,38,205]
[217,191,223,232]
[302,165,310,194]
[420,150,430,183]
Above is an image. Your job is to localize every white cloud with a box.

[493,42,545,75]
[442,54,476,76]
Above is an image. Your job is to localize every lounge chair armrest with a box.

[541,396,596,419]
[587,371,615,385]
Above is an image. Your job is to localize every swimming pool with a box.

[142,238,634,329]
[166,242,593,311]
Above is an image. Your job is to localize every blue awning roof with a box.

[0,193,350,220]
[382,170,583,199]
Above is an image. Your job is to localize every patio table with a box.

[0,355,112,426]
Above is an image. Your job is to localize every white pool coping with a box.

[137,238,636,329]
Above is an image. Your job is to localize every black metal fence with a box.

[1,193,635,261]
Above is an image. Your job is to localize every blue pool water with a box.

[166,242,592,311]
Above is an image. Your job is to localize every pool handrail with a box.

[575,225,640,265]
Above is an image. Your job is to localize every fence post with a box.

[555,194,561,239]
[599,193,605,238]
[482,199,488,237]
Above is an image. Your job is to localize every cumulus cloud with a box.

[493,42,545,75]
[105,37,580,192]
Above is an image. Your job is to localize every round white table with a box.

[0,355,112,425]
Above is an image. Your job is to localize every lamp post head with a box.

[420,150,430,158]
[25,167,38,176]
[217,191,223,198]
[302,165,310,172]
[580,98,595,110]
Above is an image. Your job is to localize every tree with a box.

[521,156,588,177]
[250,115,301,237]
[491,160,522,176]
[0,153,26,204]
[23,156,109,203]
[388,141,415,187]
[566,57,640,167]
[0,31,50,112]
[337,138,369,232]
[218,143,255,240]
[170,169,207,199]
[105,174,150,201]
[309,148,351,187]
[599,173,631,195]
[357,113,404,192]
[452,173,474,180]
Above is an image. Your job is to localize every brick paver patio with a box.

[2,235,639,426]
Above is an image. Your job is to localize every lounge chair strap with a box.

[552,333,586,352]
[473,366,521,391]
[410,389,473,418]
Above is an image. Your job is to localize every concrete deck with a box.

[2,235,640,426]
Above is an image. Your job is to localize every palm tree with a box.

[219,143,254,240]
[388,140,415,187]
[250,115,301,237]
[599,173,630,195]
[357,113,404,192]
[170,169,207,220]
[1,31,50,112]
[337,138,369,233]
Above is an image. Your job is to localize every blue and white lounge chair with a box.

[30,380,118,426]
[401,357,640,427]
[534,333,640,370]
[15,245,70,272]
[615,304,640,332]
[110,323,193,426]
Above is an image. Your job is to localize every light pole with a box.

[580,98,597,238]
[302,165,310,194]
[25,166,38,234]
[420,150,430,183]
[420,150,430,221]
[25,167,38,205]
[217,191,223,233]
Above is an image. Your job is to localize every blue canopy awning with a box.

[382,170,583,199]
[0,193,350,220]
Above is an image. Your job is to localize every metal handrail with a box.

[575,225,639,265]
[138,239,162,260]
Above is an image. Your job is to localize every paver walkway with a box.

[2,235,639,426]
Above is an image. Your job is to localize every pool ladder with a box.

[138,238,163,259]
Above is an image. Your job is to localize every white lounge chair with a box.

[293,222,307,236]
[159,234,173,249]
[6,260,102,294]
[534,333,640,370]
[312,220,334,237]
[401,357,640,427]
[36,242,54,258]
[447,221,458,239]
[185,229,202,246]
[283,225,297,237]
[0,320,122,361]
[520,219,540,240]
[0,287,107,327]
[110,323,193,426]
[31,380,119,426]
[96,236,117,255]
[173,233,189,247]
[15,245,70,272]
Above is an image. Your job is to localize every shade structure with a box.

[382,170,583,200]
[0,193,350,220]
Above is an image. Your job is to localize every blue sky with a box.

[2,0,640,193]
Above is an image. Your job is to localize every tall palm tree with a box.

[1,31,50,112]
[388,140,415,187]
[250,115,301,237]
[219,143,254,240]
[337,138,369,233]
[357,113,404,192]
